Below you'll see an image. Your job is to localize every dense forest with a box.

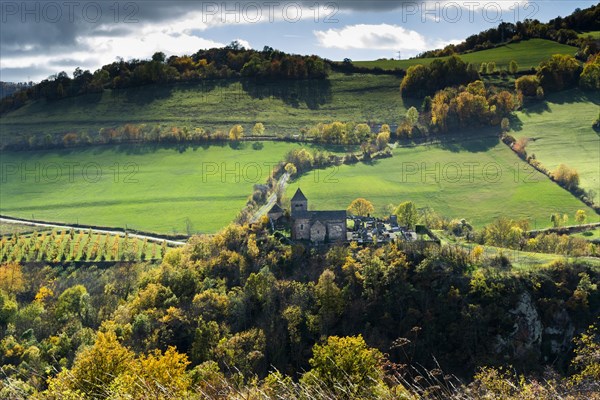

[0,218,599,398]
[416,4,599,58]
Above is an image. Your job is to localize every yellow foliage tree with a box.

[347,198,375,217]
[66,331,134,397]
[229,124,244,141]
[0,263,25,295]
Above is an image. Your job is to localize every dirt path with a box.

[250,172,290,223]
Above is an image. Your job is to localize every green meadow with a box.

[512,89,600,194]
[571,227,600,241]
[578,31,600,39]
[0,72,407,140]
[352,39,577,71]
[286,134,597,229]
[0,142,304,234]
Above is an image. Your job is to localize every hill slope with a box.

[0,142,303,234]
[352,39,578,71]
[286,133,598,228]
[512,89,600,195]
[0,73,407,141]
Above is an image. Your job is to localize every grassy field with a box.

[0,222,51,236]
[578,31,600,39]
[352,39,577,71]
[0,142,308,234]
[0,72,408,139]
[511,89,600,195]
[571,227,600,241]
[286,132,598,229]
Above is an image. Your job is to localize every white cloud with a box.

[314,24,444,52]
[234,39,252,49]
[0,29,225,75]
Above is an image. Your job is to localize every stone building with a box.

[288,188,347,243]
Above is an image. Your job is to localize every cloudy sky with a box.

[0,0,594,82]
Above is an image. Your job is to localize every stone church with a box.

[268,188,347,243]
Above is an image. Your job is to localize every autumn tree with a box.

[252,122,265,136]
[315,269,344,334]
[216,328,266,376]
[515,75,540,97]
[466,80,486,96]
[537,54,582,92]
[501,117,510,132]
[286,148,314,172]
[229,124,244,141]
[0,290,17,334]
[570,323,600,385]
[508,60,519,74]
[406,106,419,127]
[55,285,91,324]
[394,201,418,228]
[65,331,134,397]
[454,91,490,127]
[347,198,375,216]
[575,209,587,225]
[376,130,390,150]
[353,123,372,143]
[479,62,487,74]
[483,217,528,248]
[111,347,191,398]
[284,162,297,177]
[489,90,515,117]
[431,90,451,132]
[301,335,387,399]
[0,263,25,295]
[552,164,580,191]
[580,54,600,91]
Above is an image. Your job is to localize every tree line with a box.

[399,52,599,138]
[416,4,599,59]
[0,43,330,114]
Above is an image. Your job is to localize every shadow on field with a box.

[510,88,599,131]
[110,80,231,106]
[436,126,500,153]
[241,79,332,109]
[548,89,600,106]
[107,77,333,110]
[87,141,238,155]
[520,100,551,115]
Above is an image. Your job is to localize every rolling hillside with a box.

[0,72,408,141]
[0,142,304,234]
[286,132,598,228]
[512,89,600,195]
[352,39,578,71]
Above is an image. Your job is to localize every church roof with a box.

[291,188,307,202]
[294,210,346,221]
[267,204,283,214]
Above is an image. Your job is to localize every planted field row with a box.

[0,229,168,263]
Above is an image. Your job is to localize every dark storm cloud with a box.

[0,0,410,81]
[0,66,55,82]
[0,0,409,50]
[48,57,99,67]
